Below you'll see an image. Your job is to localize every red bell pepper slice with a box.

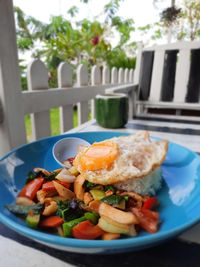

[42,180,70,192]
[57,180,70,189]
[72,220,104,239]
[66,157,75,165]
[132,207,159,234]
[40,216,64,228]
[42,181,56,192]
[143,197,158,210]
[18,178,44,200]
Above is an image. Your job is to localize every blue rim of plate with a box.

[0,131,200,250]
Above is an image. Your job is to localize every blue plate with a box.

[0,131,200,254]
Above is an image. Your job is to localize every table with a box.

[1,116,200,267]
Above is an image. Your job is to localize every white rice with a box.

[115,168,162,196]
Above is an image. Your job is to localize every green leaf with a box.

[101,195,124,205]
[5,203,43,216]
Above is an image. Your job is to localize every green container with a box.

[95,93,129,128]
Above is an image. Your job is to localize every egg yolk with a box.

[80,141,118,171]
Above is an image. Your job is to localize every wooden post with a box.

[0,0,26,156]
[27,59,51,140]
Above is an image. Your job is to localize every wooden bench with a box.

[134,41,200,120]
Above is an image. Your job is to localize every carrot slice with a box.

[40,216,64,228]
[72,220,104,239]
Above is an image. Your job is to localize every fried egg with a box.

[73,131,168,186]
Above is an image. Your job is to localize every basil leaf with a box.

[101,195,124,205]
[5,203,43,216]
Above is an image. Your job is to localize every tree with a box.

[14,1,136,89]
[153,0,200,42]
[178,0,200,41]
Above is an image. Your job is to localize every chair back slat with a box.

[185,49,200,103]
[58,62,73,132]
[27,59,51,139]
[173,49,191,102]
[149,50,165,101]
[160,50,178,101]
[134,43,143,84]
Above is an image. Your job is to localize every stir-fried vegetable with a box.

[5,203,43,216]
[19,178,44,200]
[5,167,161,240]
[26,213,40,228]
[63,216,86,237]
[40,216,64,228]
[143,197,158,210]
[72,220,104,240]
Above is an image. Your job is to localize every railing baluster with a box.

[91,65,101,119]
[102,66,110,85]
[124,68,129,83]
[111,67,118,84]
[118,68,124,84]
[58,62,73,133]
[129,69,134,83]
[76,64,89,125]
[27,59,51,140]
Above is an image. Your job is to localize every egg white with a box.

[74,131,168,186]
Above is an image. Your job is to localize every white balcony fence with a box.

[0,58,135,157]
[0,0,136,157]
[25,60,134,139]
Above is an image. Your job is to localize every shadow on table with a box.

[1,223,199,267]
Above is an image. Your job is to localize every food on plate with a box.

[74,131,168,195]
[5,131,168,240]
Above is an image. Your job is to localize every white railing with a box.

[0,1,136,157]
[0,59,134,156]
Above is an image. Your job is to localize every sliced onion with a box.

[63,160,72,169]
[53,181,75,199]
[16,197,35,206]
[56,168,76,183]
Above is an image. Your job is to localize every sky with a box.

[13,0,172,28]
